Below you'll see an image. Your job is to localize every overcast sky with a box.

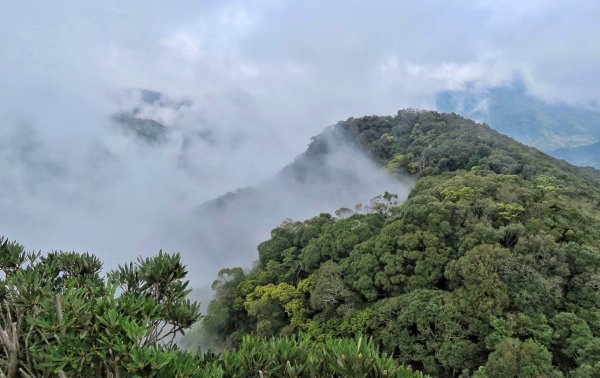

[1,1,599,284]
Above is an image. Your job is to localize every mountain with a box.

[551,141,600,168]
[436,80,600,166]
[199,110,600,376]
[112,113,168,142]
[111,88,191,143]
[170,125,413,282]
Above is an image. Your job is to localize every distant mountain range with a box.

[551,140,600,168]
[116,86,600,168]
[436,80,600,167]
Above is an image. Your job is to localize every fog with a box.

[0,87,412,286]
[1,1,599,286]
[164,126,414,284]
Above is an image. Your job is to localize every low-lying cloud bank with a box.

[0,88,412,286]
[2,1,599,286]
[164,126,414,285]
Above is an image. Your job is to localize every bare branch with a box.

[0,323,18,378]
[54,295,66,337]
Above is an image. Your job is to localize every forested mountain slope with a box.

[200,110,600,377]
[175,126,411,281]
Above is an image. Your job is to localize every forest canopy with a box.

[198,110,600,377]
[3,110,600,377]
[0,237,425,377]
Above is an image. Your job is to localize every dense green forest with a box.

[0,238,424,377]
[198,110,600,377]
[3,109,600,377]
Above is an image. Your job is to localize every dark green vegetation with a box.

[112,113,169,143]
[436,80,600,167]
[112,89,192,143]
[0,238,424,377]
[201,110,600,376]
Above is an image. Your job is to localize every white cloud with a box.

[1,0,599,285]
[161,32,205,61]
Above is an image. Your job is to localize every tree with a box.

[484,338,562,378]
[456,244,510,316]
[310,261,353,314]
[199,110,600,375]
[0,238,200,377]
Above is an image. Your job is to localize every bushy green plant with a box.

[0,238,427,377]
[203,335,427,378]
[0,238,200,377]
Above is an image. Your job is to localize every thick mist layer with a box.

[162,127,414,286]
[0,88,307,279]
[2,1,599,288]
[0,88,411,287]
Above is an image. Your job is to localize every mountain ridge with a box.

[168,123,413,283]
[196,109,600,376]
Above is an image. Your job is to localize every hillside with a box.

[436,80,600,164]
[551,141,600,168]
[200,110,600,376]
[0,238,426,378]
[169,125,412,281]
[111,89,191,143]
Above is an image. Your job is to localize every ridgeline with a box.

[200,110,600,376]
